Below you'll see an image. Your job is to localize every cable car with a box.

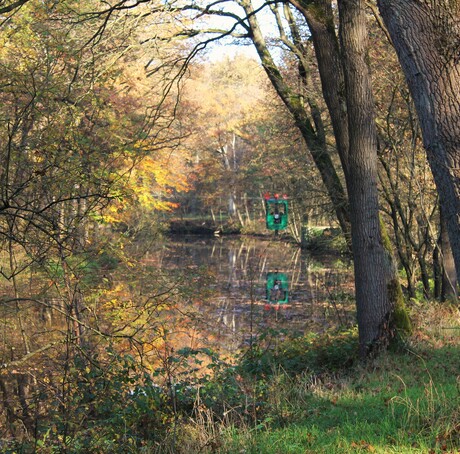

[264,193,288,231]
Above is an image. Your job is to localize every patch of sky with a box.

[187,0,288,63]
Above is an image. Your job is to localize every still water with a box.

[145,235,355,352]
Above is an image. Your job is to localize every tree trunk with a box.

[241,0,352,244]
[377,0,460,288]
[290,0,351,177]
[440,205,458,300]
[338,0,395,355]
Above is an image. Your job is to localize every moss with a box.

[379,216,393,253]
[388,278,413,336]
[380,217,413,336]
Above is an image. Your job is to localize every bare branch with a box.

[0,0,29,14]
[1,341,62,371]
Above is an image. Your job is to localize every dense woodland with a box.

[0,0,459,452]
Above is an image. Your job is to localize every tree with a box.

[0,0,192,441]
[377,0,460,289]
[335,0,397,354]
[245,0,408,353]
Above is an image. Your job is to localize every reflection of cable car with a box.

[266,272,289,304]
[264,193,288,231]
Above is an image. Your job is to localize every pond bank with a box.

[168,218,241,235]
[167,218,348,254]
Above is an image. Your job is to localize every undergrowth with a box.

[3,302,459,453]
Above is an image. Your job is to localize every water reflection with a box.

[148,235,355,352]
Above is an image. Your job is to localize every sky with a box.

[191,0,282,63]
[205,40,259,62]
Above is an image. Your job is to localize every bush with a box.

[238,328,359,378]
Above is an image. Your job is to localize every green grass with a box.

[216,347,459,453]
[175,304,460,454]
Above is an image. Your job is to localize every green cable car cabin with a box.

[264,193,288,231]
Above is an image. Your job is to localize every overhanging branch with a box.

[0,0,30,14]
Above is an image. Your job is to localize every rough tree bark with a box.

[338,0,398,355]
[377,0,460,289]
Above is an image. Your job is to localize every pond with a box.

[143,235,356,353]
[0,234,357,440]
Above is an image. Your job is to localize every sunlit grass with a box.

[215,356,459,452]
[175,302,460,454]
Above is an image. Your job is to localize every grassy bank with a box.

[174,303,459,454]
[219,350,459,453]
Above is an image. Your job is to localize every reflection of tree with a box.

[155,237,354,350]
